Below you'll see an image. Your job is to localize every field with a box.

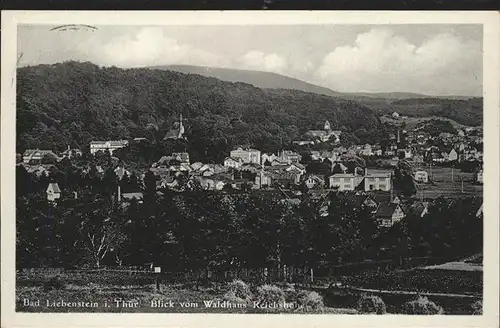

[380,115,473,129]
[333,265,483,314]
[16,270,356,314]
[413,166,483,199]
[16,264,483,315]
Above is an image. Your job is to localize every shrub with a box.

[295,290,324,310]
[357,294,387,314]
[222,291,248,304]
[43,275,66,291]
[283,283,295,293]
[226,280,252,300]
[401,296,444,315]
[254,285,286,305]
[471,300,482,315]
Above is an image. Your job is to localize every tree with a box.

[300,152,313,165]
[78,202,127,268]
[144,170,157,195]
[41,153,58,165]
[393,167,416,197]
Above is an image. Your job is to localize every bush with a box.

[471,300,482,315]
[43,275,66,291]
[226,280,252,300]
[401,296,444,315]
[254,285,286,304]
[282,283,295,293]
[295,290,324,310]
[357,294,387,314]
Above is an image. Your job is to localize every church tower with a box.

[177,113,185,139]
[324,120,331,131]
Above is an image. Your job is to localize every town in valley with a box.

[15,24,484,315]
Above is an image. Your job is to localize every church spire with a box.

[177,112,185,139]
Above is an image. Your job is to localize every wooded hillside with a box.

[16,61,382,157]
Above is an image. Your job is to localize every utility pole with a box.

[451,167,454,182]
[461,177,464,193]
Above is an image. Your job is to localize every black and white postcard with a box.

[1,10,499,328]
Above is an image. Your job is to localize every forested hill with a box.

[155,64,343,98]
[16,61,382,158]
[152,65,482,126]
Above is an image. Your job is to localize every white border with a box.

[2,10,499,328]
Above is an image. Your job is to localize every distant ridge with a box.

[148,64,474,101]
[150,65,343,97]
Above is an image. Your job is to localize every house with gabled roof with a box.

[286,163,306,175]
[23,149,59,164]
[46,182,61,202]
[224,157,243,169]
[114,166,131,180]
[404,201,429,218]
[121,192,144,203]
[275,171,301,188]
[414,170,429,183]
[90,140,128,155]
[364,169,392,191]
[331,162,348,174]
[271,158,290,167]
[255,169,273,189]
[448,148,458,162]
[375,202,406,227]
[304,174,325,189]
[172,152,190,164]
[230,147,261,165]
[157,175,182,190]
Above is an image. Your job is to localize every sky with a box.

[17,24,483,96]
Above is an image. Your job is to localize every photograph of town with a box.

[15,23,484,315]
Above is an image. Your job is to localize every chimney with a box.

[364,168,368,176]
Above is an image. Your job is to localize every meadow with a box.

[379,115,472,129]
[413,166,483,199]
[16,270,356,314]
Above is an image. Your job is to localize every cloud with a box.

[239,50,287,73]
[78,27,228,68]
[316,28,482,95]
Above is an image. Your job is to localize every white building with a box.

[255,170,273,189]
[261,153,277,165]
[448,149,458,162]
[90,140,129,155]
[46,183,61,202]
[230,147,261,165]
[224,157,243,169]
[364,170,392,191]
[329,174,363,191]
[360,144,373,156]
[23,149,59,164]
[476,169,483,184]
[414,170,429,183]
[400,149,413,159]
